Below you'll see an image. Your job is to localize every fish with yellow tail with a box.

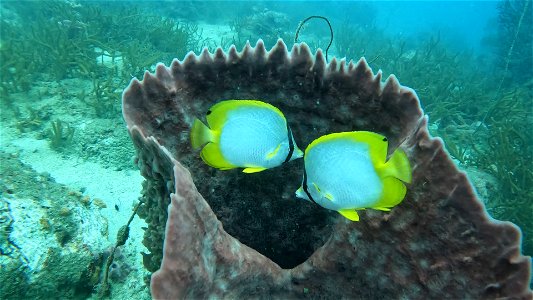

[190,100,303,173]
[295,131,412,221]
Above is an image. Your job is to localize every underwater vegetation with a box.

[330,1,532,256]
[335,20,385,62]
[47,119,75,150]
[472,88,533,247]
[0,0,199,118]
[0,0,204,171]
[0,2,204,297]
[229,7,293,49]
[493,0,532,85]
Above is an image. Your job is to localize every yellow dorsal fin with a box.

[206,100,285,130]
[350,131,388,165]
[305,131,388,166]
[372,177,407,210]
[378,149,412,183]
[243,167,267,173]
[338,209,360,221]
[305,132,354,154]
[190,118,214,149]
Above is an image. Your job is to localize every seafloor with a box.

[0,13,251,297]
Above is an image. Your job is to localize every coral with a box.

[15,106,49,133]
[471,87,533,255]
[78,251,105,294]
[98,202,140,297]
[0,1,199,115]
[0,253,29,299]
[84,72,121,118]
[47,119,75,150]
[0,152,97,299]
[335,20,386,61]
[93,198,107,208]
[107,247,133,283]
[1,186,31,300]
[493,0,532,86]
[229,8,292,49]
[122,40,532,298]
[294,16,333,61]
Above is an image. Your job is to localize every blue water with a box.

[205,1,501,53]
[375,1,499,52]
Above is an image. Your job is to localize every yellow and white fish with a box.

[190,100,303,173]
[295,131,412,221]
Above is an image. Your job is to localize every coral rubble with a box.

[122,40,532,298]
[0,152,99,298]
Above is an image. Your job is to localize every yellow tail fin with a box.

[372,177,407,210]
[190,119,214,150]
[380,149,412,183]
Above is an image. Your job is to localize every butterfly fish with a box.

[190,100,303,173]
[296,131,412,221]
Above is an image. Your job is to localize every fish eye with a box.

[382,137,387,142]
[206,110,212,115]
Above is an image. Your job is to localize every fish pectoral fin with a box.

[311,184,334,201]
[266,143,282,159]
[243,167,267,173]
[338,209,360,222]
[324,192,334,201]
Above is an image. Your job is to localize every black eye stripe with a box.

[283,123,294,163]
[302,164,318,205]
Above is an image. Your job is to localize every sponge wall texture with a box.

[122,40,532,299]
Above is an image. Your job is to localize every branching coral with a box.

[16,107,49,133]
[0,0,200,114]
[85,71,121,118]
[47,119,75,150]
[230,8,293,49]
[471,87,533,254]
[335,21,385,61]
[494,0,532,85]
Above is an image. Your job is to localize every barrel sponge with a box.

[122,40,532,299]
